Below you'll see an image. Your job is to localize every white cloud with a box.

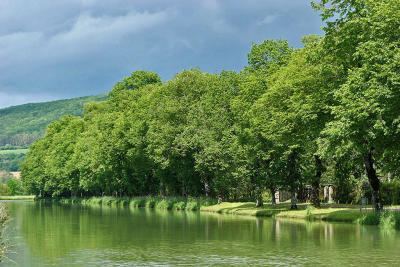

[258,14,279,25]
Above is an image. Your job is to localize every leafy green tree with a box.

[110,70,161,97]
[7,179,22,196]
[314,0,400,210]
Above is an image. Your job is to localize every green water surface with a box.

[2,201,400,266]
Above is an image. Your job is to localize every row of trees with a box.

[21,0,400,210]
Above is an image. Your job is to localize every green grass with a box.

[201,202,289,217]
[37,197,400,229]
[323,210,363,222]
[358,211,400,229]
[359,211,380,225]
[0,195,35,200]
[0,149,28,155]
[202,202,367,222]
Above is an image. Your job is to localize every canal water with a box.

[2,201,400,266]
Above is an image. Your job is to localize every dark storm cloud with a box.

[0,0,324,108]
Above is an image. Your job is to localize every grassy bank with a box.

[37,197,400,229]
[46,196,218,211]
[0,195,35,200]
[201,202,400,229]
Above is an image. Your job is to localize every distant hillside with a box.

[0,94,107,148]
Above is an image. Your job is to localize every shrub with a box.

[130,198,147,208]
[173,201,186,210]
[306,205,312,218]
[101,197,115,206]
[145,198,157,208]
[359,211,380,225]
[186,200,200,211]
[199,198,217,207]
[379,211,396,230]
[120,198,130,206]
[156,199,176,210]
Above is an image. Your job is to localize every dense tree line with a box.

[22,0,400,210]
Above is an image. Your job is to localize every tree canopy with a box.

[21,0,400,210]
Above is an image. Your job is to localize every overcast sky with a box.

[0,0,324,108]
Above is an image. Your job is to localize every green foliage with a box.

[306,205,313,217]
[359,211,380,225]
[130,197,147,208]
[110,70,161,96]
[185,200,200,211]
[247,39,293,70]
[381,181,400,205]
[379,211,396,230]
[6,179,22,196]
[359,211,400,229]
[173,201,186,210]
[155,199,177,210]
[19,1,400,210]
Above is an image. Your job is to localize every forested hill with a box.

[0,94,107,148]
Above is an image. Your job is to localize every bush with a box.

[306,205,312,217]
[379,211,395,229]
[186,200,200,211]
[120,198,130,206]
[199,198,217,207]
[130,198,147,208]
[359,211,380,225]
[156,199,176,210]
[145,198,157,208]
[173,201,186,210]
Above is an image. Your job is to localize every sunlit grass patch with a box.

[201,202,288,217]
[323,210,362,222]
[0,195,35,200]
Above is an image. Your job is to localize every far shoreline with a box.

[15,196,400,229]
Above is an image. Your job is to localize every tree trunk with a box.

[182,184,187,198]
[255,187,263,207]
[363,148,382,211]
[160,181,166,199]
[204,178,210,197]
[311,155,322,208]
[290,189,297,210]
[270,188,276,206]
[288,149,298,210]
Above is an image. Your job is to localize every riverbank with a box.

[0,195,35,200]
[201,202,362,221]
[43,196,217,211]
[201,202,400,229]
[36,197,400,229]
